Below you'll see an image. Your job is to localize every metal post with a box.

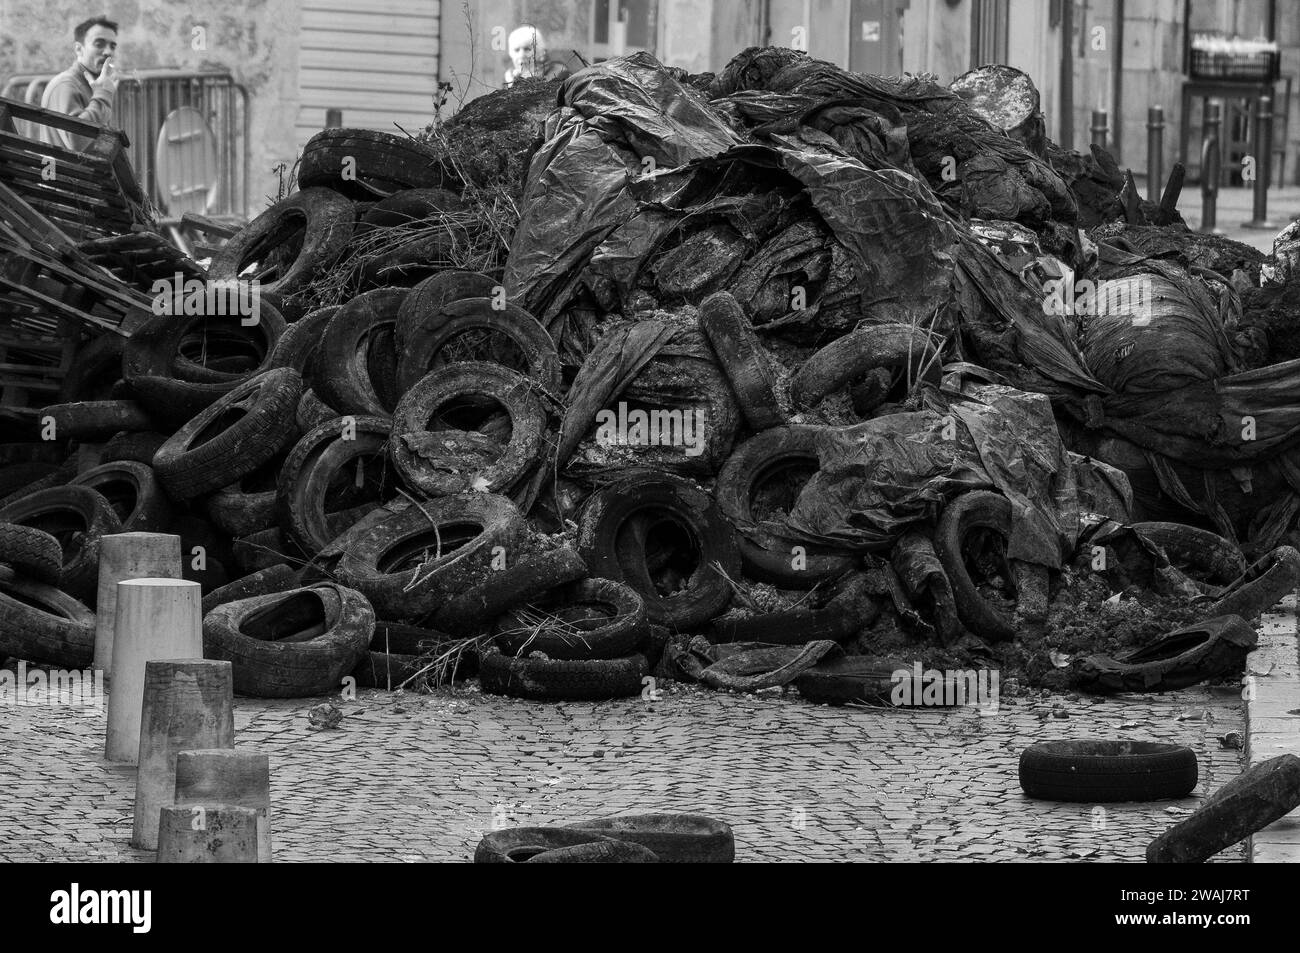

[324,108,342,129]
[1201,101,1222,234]
[1091,109,1109,150]
[1147,106,1165,203]
[1244,95,1278,230]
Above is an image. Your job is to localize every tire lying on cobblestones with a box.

[202,582,374,697]
[1130,521,1247,585]
[715,426,856,589]
[335,493,525,620]
[298,129,451,200]
[39,400,156,441]
[0,566,95,668]
[389,362,545,498]
[698,291,783,431]
[789,323,942,412]
[396,297,561,396]
[1147,754,1300,862]
[200,563,297,615]
[1071,615,1258,695]
[1018,740,1199,802]
[474,827,658,863]
[152,368,302,501]
[579,471,739,628]
[434,545,588,635]
[0,486,121,605]
[315,288,409,417]
[69,461,171,534]
[1208,546,1300,621]
[479,647,648,701]
[935,490,1018,641]
[355,620,477,688]
[563,814,734,863]
[278,415,396,555]
[208,188,355,298]
[0,523,62,584]
[494,578,648,661]
[793,656,912,706]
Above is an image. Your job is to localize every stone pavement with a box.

[1176,183,1300,253]
[1245,595,1300,862]
[0,675,1246,863]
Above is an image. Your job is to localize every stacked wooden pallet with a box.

[0,96,157,410]
[0,94,153,240]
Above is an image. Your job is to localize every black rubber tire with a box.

[0,485,121,605]
[202,583,374,697]
[1019,740,1199,803]
[473,828,658,863]
[563,814,734,863]
[168,308,286,384]
[494,577,648,661]
[40,400,155,441]
[711,604,860,645]
[334,494,526,620]
[355,187,465,234]
[1131,521,1247,585]
[69,460,171,533]
[277,415,396,556]
[0,457,78,512]
[434,546,588,635]
[395,296,561,395]
[0,567,95,667]
[361,620,477,683]
[1209,546,1300,621]
[698,291,783,431]
[230,526,295,576]
[389,361,545,497]
[152,368,303,501]
[267,304,340,379]
[395,271,498,348]
[200,563,297,615]
[790,322,942,410]
[579,471,739,629]
[794,656,912,706]
[208,187,355,297]
[100,431,167,465]
[1071,615,1259,695]
[296,389,335,432]
[1147,754,1300,862]
[0,442,65,466]
[714,426,855,589]
[205,472,281,538]
[935,490,1018,641]
[478,649,648,701]
[0,523,62,584]
[315,288,409,417]
[123,374,235,428]
[299,129,451,200]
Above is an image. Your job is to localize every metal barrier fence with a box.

[1,69,249,224]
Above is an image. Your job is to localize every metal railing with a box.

[1,69,249,223]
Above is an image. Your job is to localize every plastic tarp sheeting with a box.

[504,52,742,325]
[785,381,1078,568]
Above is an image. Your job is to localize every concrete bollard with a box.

[175,750,273,863]
[156,804,258,863]
[132,659,234,851]
[104,578,202,763]
[94,533,182,674]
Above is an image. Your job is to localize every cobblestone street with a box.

[0,679,1246,862]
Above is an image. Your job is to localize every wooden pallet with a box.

[0,94,154,241]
